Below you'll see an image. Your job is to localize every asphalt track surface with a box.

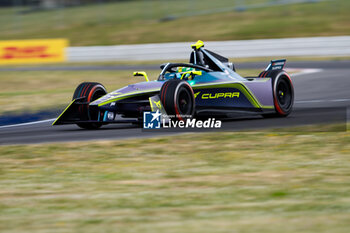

[0,60,349,145]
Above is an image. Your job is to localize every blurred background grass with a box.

[0,0,349,45]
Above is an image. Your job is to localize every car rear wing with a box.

[264,59,286,71]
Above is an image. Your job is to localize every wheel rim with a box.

[177,87,193,115]
[276,78,292,110]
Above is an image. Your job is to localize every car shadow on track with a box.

[56,123,140,132]
[55,106,348,133]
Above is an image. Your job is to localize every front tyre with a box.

[160,79,195,120]
[73,82,107,129]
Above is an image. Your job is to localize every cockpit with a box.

[157,40,244,82]
[158,63,211,81]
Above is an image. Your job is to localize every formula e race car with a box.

[53,40,294,129]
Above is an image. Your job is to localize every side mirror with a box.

[226,62,236,72]
[180,71,202,80]
[133,71,149,82]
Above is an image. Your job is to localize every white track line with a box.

[295,99,350,104]
[0,118,56,129]
[288,68,323,77]
[295,100,324,104]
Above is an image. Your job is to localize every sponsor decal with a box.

[272,62,285,66]
[194,91,201,98]
[0,39,68,65]
[1,46,55,59]
[271,61,285,70]
[153,100,162,109]
[200,92,240,99]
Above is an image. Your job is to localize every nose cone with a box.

[90,81,164,106]
[127,81,163,91]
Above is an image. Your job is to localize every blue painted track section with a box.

[0,109,60,126]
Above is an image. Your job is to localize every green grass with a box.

[0,69,261,115]
[0,128,350,232]
[0,0,349,46]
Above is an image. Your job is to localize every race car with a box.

[53,40,294,129]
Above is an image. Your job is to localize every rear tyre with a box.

[73,82,107,129]
[160,79,195,120]
[262,71,294,118]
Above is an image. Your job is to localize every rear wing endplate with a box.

[265,59,286,71]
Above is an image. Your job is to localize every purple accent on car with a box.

[243,80,274,107]
[128,81,164,91]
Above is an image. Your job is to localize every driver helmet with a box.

[177,67,196,79]
[177,67,196,73]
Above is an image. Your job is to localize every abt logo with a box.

[143,110,161,129]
